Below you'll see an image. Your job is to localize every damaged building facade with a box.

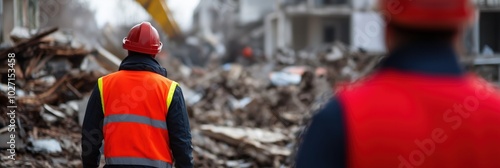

[265,0,383,58]
[1,0,40,44]
[265,0,500,84]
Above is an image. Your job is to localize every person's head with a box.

[379,0,476,52]
[123,22,163,58]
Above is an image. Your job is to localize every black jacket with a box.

[81,54,194,168]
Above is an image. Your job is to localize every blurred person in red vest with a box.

[81,22,193,168]
[296,0,500,167]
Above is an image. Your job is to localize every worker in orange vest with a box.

[296,0,500,167]
[82,22,193,168]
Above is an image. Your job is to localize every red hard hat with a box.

[242,46,253,58]
[379,0,475,29]
[123,22,163,55]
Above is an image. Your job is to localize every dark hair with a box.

[388,23,458,43]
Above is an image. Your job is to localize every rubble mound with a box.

[0,29,382,167]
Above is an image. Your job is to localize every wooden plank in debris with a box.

[19,75,69,107]
[24,53,43,78]
[39,45,90,56]
[66,82,83,99]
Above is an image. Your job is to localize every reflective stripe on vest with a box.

[105,157,172,168]
[166,80,178,110]
[97,77,105,114]
[104,114,167,130]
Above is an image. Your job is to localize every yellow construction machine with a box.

[135,0,182,39]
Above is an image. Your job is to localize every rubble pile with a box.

[0,27,382,167]
[0,28,105,168]
[168,44,383,167]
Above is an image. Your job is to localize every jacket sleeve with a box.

[167,86,194,168]
[81,84,105,168]
[296,97,346,168]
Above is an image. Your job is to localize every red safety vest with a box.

[338,70,500,168]
[97,70,178,167]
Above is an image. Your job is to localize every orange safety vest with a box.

[97,70,178,167]
[338,70,500,168]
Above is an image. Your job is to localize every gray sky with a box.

[86,0,200,32]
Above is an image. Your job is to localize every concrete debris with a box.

[269,71,302,86]
[228,96,253,110]
[165,42,384,167]
[200,125,288,144]
[40,112,59,124]
[0,27,104,167]
[80,55,109,75]
[9,27,32,43]
[29,139,62,154]
[276,49,297,65]
[179,64,193,77]
[78,95,91,126]
[37,76,57,86]
[43,104,67,119]
[0,25,384,167]
[326,46,344,61]
[59,101,79,117]
[226,160,253,168]
[269,66,310,87]
[179,84,204,106]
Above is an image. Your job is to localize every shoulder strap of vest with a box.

[166,81,179,110]
[97,77,105,114]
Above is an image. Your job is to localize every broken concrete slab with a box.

[29,138,62,154]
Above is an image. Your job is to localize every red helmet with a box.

[242,46,253,58]
[379,0,475,29]
[123,22,163,55]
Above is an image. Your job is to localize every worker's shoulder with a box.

[141,72,179,87]
[150,73,178,84]
[309,98,344,133]
[335,73,390,95]
[99,71,121,79]
[319,98,343,115]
